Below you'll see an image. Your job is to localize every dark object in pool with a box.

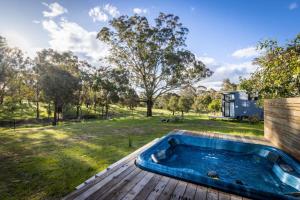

[280,164,294,172]
[168,137,178,148]
[266,151,280,162]
[151,138,178,163]
[207,170,219,179]
[235,179,244,185]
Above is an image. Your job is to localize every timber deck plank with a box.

[65,130,270,200]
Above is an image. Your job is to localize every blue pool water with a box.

[136,132,300,200]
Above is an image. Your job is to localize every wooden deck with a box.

[64,130,271,200]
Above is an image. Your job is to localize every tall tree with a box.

[0,36,9,105]
[97,13,212,117]
[168,95,179,115]
[36,49,80,125]
[178,96,193,117]
[179,84,197,99]
[119,88,139,111]
[155,93,176,109]
[93,67,130,118]
[192,92,212,113]
[221,78,237,91]
[74,61,94,119]
[240,34,300,98]
[0,36,31,113]
[208,99,221,114]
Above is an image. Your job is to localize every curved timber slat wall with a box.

[264,97,300,161]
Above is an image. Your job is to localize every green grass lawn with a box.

[0,108,263,200]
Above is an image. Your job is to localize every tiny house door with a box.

[224,102,230,117]
[230,102,235,117]
[223,93,235,118]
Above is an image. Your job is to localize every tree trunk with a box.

[77,90,81,119]
[47,103,51,120]
[76,105,81,119]
[53,102,57,126]
[0,95,3,105]
[172,110,175,116]
[36,85,40,120]
[105,103,109,119]
[36,101,40,120]
[181,111,184,117]
[146,99,153,117]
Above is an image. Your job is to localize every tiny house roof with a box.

[221,90,246,94]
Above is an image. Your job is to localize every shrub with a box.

[248,114,260,124]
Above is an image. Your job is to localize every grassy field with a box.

[0,108,264,200]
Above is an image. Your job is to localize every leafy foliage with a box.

[92,67,130,117]
[240,34,300,98]
[0,37,33,117]
[192,93,212,113]
[178,95,193,117]
[119,88,139,110]
[208,99,221,113]
[221,78,237,91]
[168,95,179,115]
[36,49,81,124]
[97,13,212,116]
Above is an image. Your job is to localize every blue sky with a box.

[0,0,299,89]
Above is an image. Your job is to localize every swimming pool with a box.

[136,131,300,200]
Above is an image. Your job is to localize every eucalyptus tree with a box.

[192,92,212,113]
[74,61,94,119]
[178,95,193,117]
[97,13,212,117]
[119,88,139,111]
[0,36,31,112]
[221,78,237,91]
[240,34,300,98]
[0,36,8,105]
[93,67,130,118]
[208,99,221,113]
[168,95,179,115]
[36,49,80,125]
[154,93,175,109]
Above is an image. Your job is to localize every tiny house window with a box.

[242,101,249,107]
[224,94,235,101]
[248,93,259,101]
[230,94,235,100]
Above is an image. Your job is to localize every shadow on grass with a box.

[0,127,130,199]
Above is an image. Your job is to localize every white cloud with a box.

[89,4,120,22]
[197,56,216,65]
[133,8,148,14]
[42,2,68,18]
[2,31,40,58]
[89,7,108,22]
[42,19,109,64]
[232,46,260,58]
[289,2,298,10]
[199,61,258,90]
[104,4,120,17]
